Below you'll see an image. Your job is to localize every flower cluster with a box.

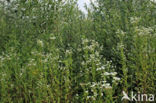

[37,39,44,47]
[77,38,120,101]
[130,17,140,24]
[135,26,153,36]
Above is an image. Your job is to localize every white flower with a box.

[90,54,95,59]
[104,72,110,76]
[105,85,112,89]
[95,51,99,56]
[20,73,23,77]
[85,91,88,94]
[87,96,91,99]
[101,66,105,70]
[37,39,43,47]
[116,29,125,37]
[21,8,26,11]
[50,36,56,40]
[105,83,110,86]
[110,72,117,76]
[117,42,124,49]
[113,77,121,81]
[101,84,106,87]
[96,68,100,71]
[65,50,72,55]
[102,83,112,89]
[47,85,50,88]
[81,61,85,65]
[96,63,101,66]
[91,82,96,87]
[77,48,81,52]
[96,66,105,71]
[101,81,107,83]
[82,38,89,44]
[130,17,140,24]
[137,26,153,36]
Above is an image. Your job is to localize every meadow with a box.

[0,0,156,103]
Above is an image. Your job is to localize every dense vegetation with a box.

[0,0,155,103]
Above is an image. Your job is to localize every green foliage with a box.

[0,0,155,103]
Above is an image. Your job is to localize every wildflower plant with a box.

[0,0,155,103]
[76,37,120,102]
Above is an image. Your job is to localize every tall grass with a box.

[0,0,155,103]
